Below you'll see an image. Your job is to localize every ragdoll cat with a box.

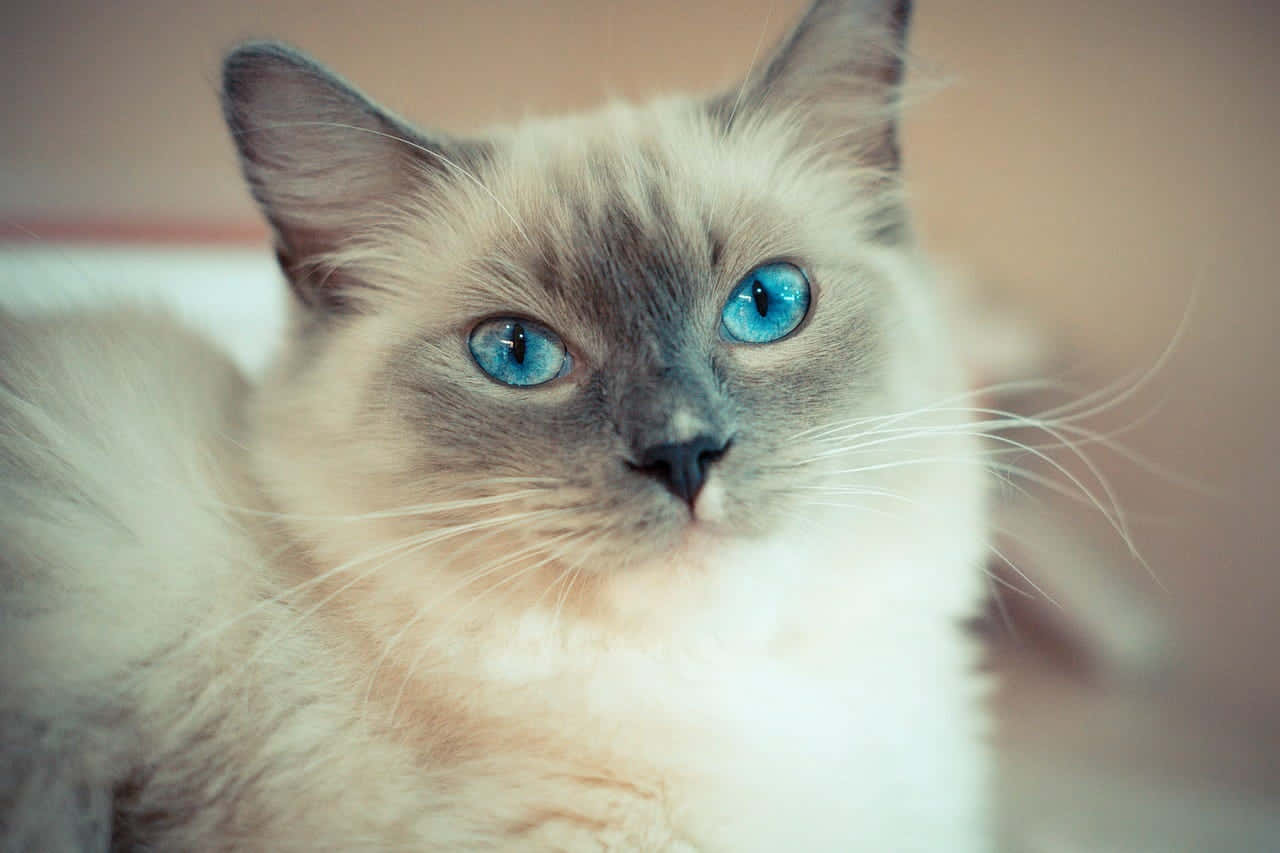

[0,0,991,848]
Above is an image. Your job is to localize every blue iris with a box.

[469,318,569,386]
[721,262,811,344]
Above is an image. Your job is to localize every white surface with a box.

[0,245,287,375]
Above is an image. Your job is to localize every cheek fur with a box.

[363,276,895,570]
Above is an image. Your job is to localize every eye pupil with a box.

[720,262,810,344]
[510,323,526,364]
[752,279,769,317]
[470,318,567,387]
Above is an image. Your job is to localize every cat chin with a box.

[666,522,737,574]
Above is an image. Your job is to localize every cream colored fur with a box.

[1,2,992,848]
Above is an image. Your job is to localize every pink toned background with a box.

[4,1,1278,846]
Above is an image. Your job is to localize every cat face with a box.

[379,119,894,567]
[227,1,985,629]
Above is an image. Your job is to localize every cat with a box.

[0,1,992,849]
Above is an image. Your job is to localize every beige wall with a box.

[5,0,1280,770]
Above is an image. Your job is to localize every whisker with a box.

[360,528,584,713]
[988,542,1062,610]
[721,2,774,133]
[796,396,1166,576]
[386,535,590,723]
[985,572,1020,641]
[215,487,555,523]
[1032,282,1199,427]
[985,570,1037,601]
[790,492,1055,609]
[859,402,1204,491]
[200,505,572,648]
[813,429,1150,583]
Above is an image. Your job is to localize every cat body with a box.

[1,2,992,848]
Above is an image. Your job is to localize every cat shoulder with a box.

[0,304,270,691]
[0,306,265,845]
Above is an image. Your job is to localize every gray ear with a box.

[222,42,483,311]
[714,0,911,172]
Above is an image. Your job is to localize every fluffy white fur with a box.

[0,311,989,851]
[1,2,993,848]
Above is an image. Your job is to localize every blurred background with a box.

[3,1,1278,848]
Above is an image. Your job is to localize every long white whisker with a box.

[723,2,774,132]
[988,543,1062,610]
[215,487,554,523]
[791,491,1057,610]
[1034,281,1200,427]
[812,409,1140,557]
[827,432,1142,569]
[361,528,584,714]
[203,505,570,649]
[386,535,589,723]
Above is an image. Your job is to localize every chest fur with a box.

[425,615,990,851]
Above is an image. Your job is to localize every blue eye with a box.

[468,318,570,387]
[721,262,811,344]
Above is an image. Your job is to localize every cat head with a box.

[223,0,985,634]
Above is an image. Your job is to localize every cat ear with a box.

[714,0,911,172]
[222,42,478,311]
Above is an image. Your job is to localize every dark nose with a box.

[632,435,730,507]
